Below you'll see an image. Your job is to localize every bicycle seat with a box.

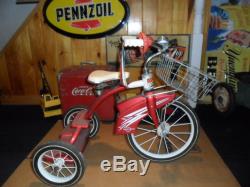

[88,70,130,84]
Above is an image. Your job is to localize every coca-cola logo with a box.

[72,86,94,96]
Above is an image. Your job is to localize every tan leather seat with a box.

[88,70,130,84]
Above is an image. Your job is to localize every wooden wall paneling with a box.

[142,0,158,34]
[127,0,142,35]
[71,39,103,66]
[5,37,26,95]
[27,11,46,95]
[41,24,59,95]
[27,10,45,61]
[157,0,174,34]
[15,26,38,95]
[71,39,88,66]
[187,9,194,34]
[100,38,107,65]
[85,39,104,65]
[71,38,106,66]
[0,2,40,97]
[85,39,96,64]
[0,53,11,95]
[187,0,195,34]
[54,35,73,71]
[172,0,189,34]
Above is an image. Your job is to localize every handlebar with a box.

[151,42,167,52]
[120,34,178,89]
[143,38,178,73]
[143,41,170,74]
[150,38,177,51]
[143,50,162,73]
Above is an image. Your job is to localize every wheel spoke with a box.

[148,115,153,121]
[165,136,179,150]
[171,123,191,127]
[159,109,162,121]
[44,154,54,160]
[162,107,167,121]
[63,153,70,160]
[147,136,157,152]
[62,166,77,169]
[56,169,60,177]
[63,164,74,175]
[156,110,160,122]
[42,161,52,169]
[157,137,163,154]
[50,150,55,162]
[169,133,188,144]
[135,130,155,138]
[142,119,154,126]
[163,137,170,153]
[50,169,54,174]
[139,135,158,146]
[170,113,186,127]
[59,170,66,177]
[137,127,156,133]
[165,107,178,122]
[64,159,74,162]
[171,132,191,135]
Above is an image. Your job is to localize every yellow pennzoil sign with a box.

[43,0,129,38]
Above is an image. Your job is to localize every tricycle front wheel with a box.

[32,141,85,186]
[127,101,199,162]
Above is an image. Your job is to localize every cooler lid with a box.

[58,65,115,80]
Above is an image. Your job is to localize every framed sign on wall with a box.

[43,0,130,39]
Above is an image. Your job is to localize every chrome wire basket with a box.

[156,54,218,101]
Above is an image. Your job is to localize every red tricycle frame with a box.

[32,34,200,187]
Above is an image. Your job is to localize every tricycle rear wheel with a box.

[63,106,100,138]
[32,141,85,186]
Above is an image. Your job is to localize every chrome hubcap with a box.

[157,122,170,137]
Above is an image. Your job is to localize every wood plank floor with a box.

[4,121,240,187]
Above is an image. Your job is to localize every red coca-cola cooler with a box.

[58,64,116,121]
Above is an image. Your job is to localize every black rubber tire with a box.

[32,141,85,187]
[212,83,235,117]
[127,101,199,162]
[63,106,100,138]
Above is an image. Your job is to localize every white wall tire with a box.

[32,141,85,186]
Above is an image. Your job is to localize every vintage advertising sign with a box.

[43,0,130,38]
[206,2,250,84]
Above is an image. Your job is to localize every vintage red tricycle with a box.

[32,34,207,186]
